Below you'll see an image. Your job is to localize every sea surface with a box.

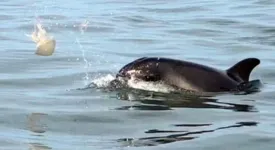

[1,0,275,149]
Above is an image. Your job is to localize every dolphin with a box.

[111,57,261,94]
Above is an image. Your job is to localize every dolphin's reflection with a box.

[114,89,257,112]
[27,113,48,134]
[29,143,52,150]
[118,121,258,147]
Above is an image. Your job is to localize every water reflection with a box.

[27,113,48,134]
[29,143,52,150]
[85,75,260,112]
[118,121,258,147]
[87,79,259,147]
[114,89,257,112]
[111,87,259,146]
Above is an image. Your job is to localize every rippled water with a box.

[1,0,275,149]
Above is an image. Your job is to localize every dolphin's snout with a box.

[116,70,131,80]
[116,72,127,78]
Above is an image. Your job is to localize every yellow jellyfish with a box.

[29,23,56,56]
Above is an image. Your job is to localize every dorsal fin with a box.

[227,58,260,82]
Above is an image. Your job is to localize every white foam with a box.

[91,74,115,88]
[90,74,176,93]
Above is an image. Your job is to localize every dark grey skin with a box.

[112,57,261,93]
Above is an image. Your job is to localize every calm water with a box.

[1,0,275,149]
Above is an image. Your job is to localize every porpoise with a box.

[111,57,261,94]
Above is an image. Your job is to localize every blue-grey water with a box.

[1,0,275,149]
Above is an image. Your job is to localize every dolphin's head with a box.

[115,57,162,84]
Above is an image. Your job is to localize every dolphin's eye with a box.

[219,86,230,91]
[144,75,161,81]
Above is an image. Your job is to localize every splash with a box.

[27,23,56,56]
[89,74,176,93]
[75,20,91,85]
[75,38,90,84]
[91,74,116,88]
[79,20,89,34]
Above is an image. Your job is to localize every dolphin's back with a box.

[153,58,238,92]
